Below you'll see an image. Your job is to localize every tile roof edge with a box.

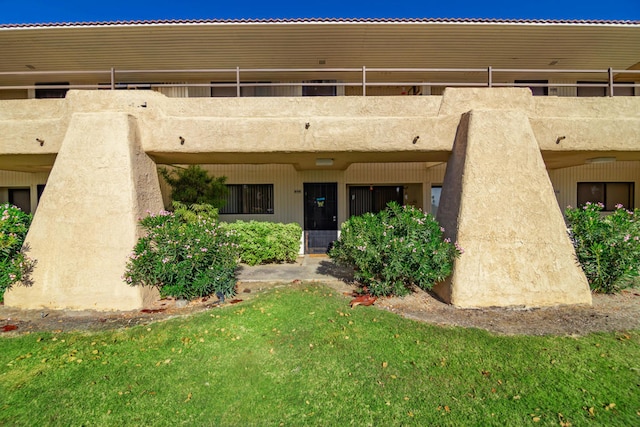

[1,17,639,29]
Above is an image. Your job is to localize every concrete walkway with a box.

[236,255,353,285]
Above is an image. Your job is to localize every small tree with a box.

[160,165,228,209]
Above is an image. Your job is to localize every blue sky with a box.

[0,0,638,24]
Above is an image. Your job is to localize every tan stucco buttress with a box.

[434,108,592,308]
[4,112,163,310]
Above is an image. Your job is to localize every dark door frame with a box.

[303,182,338,254]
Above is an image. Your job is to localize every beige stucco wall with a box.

[0,89,639,169]
[0,88,638,310]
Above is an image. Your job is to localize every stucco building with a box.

[0,18,638,310]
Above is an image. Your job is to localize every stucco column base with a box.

[5,112,163,311]
[434,110,592,308]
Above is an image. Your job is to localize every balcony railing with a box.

[0,66,638,97]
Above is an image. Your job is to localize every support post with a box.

[434,108,592,308]
[5,112,164,311]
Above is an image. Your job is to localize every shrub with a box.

[565,202,640,293]
[223,221,301,265]
[329,202,462,297]
[0,204,35,302]
[160,165,228,209]
[123,204,239,300]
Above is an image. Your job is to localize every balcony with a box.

[0,66,638,99]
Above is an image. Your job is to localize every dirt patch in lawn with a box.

[374,287,640,336]
[1,282,639,337]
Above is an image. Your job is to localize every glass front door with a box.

[304,183,338,254]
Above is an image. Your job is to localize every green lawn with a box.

[1,284,638,426]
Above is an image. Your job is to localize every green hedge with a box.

[223,221,301,265]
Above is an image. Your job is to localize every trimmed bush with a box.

[565,202,640,293]
[223,221,302,265]
[0,204,35,302]
[123,203,239,300]
[329,202,461,297]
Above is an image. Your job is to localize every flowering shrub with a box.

[565,202,640,294]
[329,202,462,297]
[123,203,239,300]
[222,220,301,265]
[0,204,35,302]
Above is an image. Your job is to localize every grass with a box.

[1,284,638,426]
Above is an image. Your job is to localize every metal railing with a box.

[0,66,638,97]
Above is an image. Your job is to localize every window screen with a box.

[220,184,274,214]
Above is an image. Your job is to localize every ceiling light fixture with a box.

[315,158,333,166]
[585,157,616,164]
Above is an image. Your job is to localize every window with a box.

[220,184,274,214]
[611,83,635,97]
[8,188,31,213]
[303,80,337,96]
[578,81,635,97]
[210,82,272,97]
[211,82,239,98]
[515,80,548,96]
[37,184,46,202]
[577,81,607,97]
[35,82,69,99]
[577,182,634,210]
[431,185,442,216]
[349,186,403,217]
